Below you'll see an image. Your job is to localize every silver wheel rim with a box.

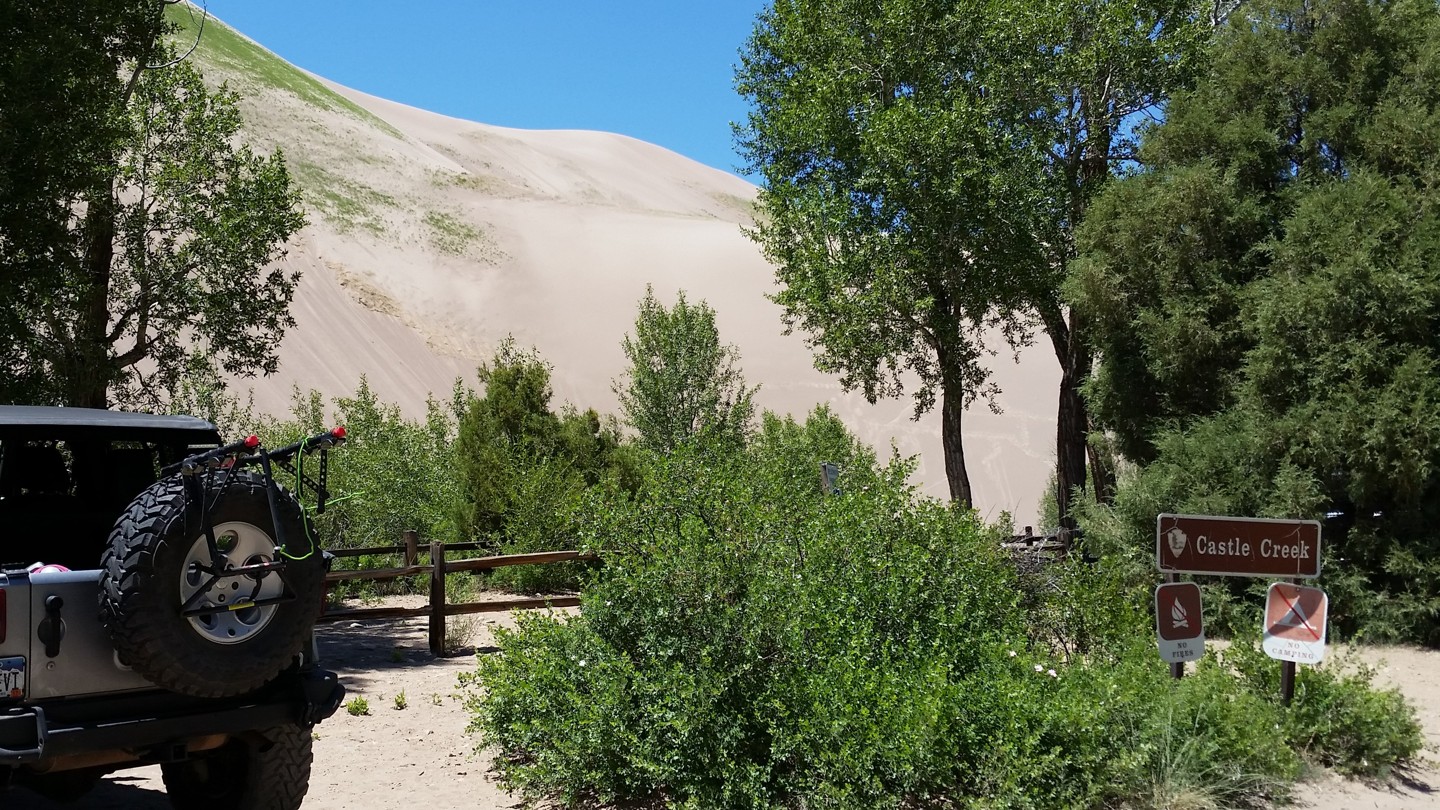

[180,521,283,645]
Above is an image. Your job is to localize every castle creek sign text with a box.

[1156,514,1322,578]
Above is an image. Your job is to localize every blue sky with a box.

[199,1,770,177]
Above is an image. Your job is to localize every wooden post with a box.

[1166,572,1184,680]
[1280,577,1298,706]
[403,530,419,567]
[428,541,446,657]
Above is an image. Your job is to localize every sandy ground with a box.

[1292,644,1440,809]
[8,598,1438,810]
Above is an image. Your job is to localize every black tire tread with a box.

[162,724,314,810]
[99,470,323,698]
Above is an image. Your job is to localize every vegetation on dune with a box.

[423,210,484,257]
[291,160,398,237]
[166,2,402,139]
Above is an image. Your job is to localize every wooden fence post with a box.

[403,530,419,567]
[428,541,447,657]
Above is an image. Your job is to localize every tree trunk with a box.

[1086,437,1116,504]
[1042,303,1093,533]
[70,189,117,410]
[1055,362,1088,531]
[940,375,974,509]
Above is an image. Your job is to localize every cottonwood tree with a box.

[736,0,1205,515]
[614,287,756,453]
[0,0,166,400]
[1,2,304,408]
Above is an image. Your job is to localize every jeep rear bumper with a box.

[0,667,342,766]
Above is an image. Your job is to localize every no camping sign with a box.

[1263,582,1329,664]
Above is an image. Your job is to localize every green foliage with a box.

[168,2,401,139]
[1222,637,1424,778]
[393,691,408,711]
[157,352,263,439]
[614,287,755,454]
[344,696,370,717]
[4,30,305,408]
[0,1,167,402]
[455,340,631,592]
[259,379,464,567]
[734,0,1209,509]
[423,210,483,256]
[466,422,1416,809]
[1073,0,1440,644]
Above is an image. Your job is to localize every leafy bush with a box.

[465,416,1414,809]
[239,379,465,596]
[454,340,633,593]
[615,286,755,454]
[1221,635,1424,778]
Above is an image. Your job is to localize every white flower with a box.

[1034,664,1043,672]
[1008,650,1018,657]
[1047,669,1058,678]
[578,659,587,667]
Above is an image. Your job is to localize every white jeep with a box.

[0,406,345,809]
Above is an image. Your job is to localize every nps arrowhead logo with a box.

[1167,527,1188,558]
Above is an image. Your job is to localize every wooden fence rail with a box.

[317,530,594,656]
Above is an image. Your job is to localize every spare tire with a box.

[100,469,325,698]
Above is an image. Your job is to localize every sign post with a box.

[1155,580,1204,674]
[1263,581,1329,705]
[1155,514,1326,702]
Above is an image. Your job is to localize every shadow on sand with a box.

[5,771,168,810]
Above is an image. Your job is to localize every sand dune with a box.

[193,11,1058,525]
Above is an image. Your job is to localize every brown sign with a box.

[1155,581,1205,664]
[1155,582,1204,642]
[1157,514,1321,578]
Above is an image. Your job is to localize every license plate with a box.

[0,657,24,700]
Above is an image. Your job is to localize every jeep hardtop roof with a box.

[0,405,218,432]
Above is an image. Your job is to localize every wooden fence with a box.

[317,530,596,656]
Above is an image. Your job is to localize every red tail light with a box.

[331,426,346,439]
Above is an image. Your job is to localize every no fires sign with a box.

[1263,582,1328,664]
[1155,582,1204,664]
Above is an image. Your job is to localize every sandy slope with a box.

[185,13,1060,525]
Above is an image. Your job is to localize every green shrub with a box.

[257,378,465,559]
[464,421,1400,809]
[454,341,634,594]
[1222,636,1424,778]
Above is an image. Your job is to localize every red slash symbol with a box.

[1275,588,1321,641]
